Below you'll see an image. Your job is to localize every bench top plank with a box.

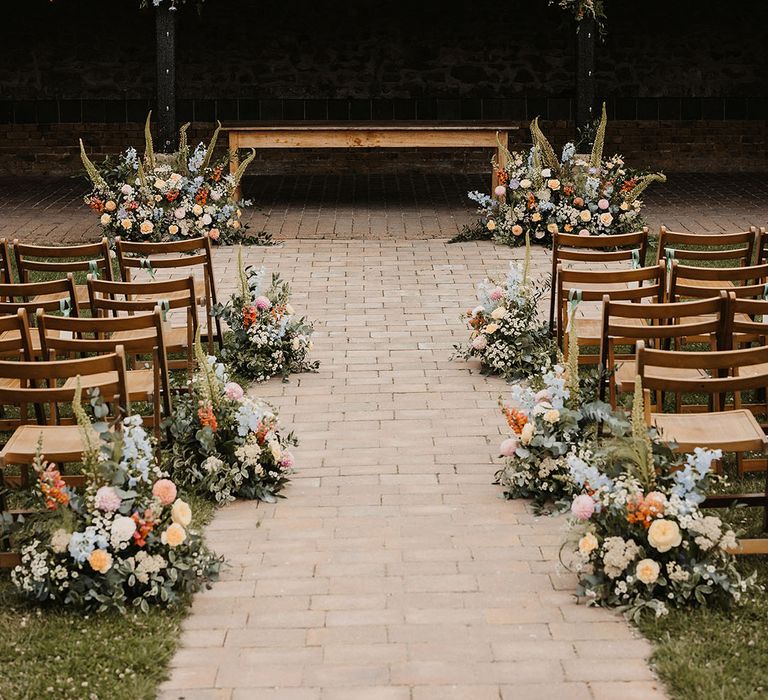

[222,121,520,132]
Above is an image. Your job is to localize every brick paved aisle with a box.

[160,240,666,700]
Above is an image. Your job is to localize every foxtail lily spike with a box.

[566,309,580,407]
[530,117,559,171]
[522,231,531,285]
[625,173,667,204]
[143,112,156,171]
[79,140,107,190]
[631,375,656,490]
[178,122,191,176]
[231,148,257,190]
[200,120,222,172]
[72,378,99,468]
[237,245,251,304]
[589,103,608,169]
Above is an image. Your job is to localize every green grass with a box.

[0,494,217,700]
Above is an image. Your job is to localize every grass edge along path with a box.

[0,495,218,700]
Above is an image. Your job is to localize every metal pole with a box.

[576,16,596,132]
[155,6,177,152]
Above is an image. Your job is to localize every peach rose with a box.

[171,498,192,527]
[511,225,524,236]
[161,523,187,548]
[88,548,113,574]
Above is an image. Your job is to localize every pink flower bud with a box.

[499,438,519,457]
[494,185,507,197]
[571,494,595,520]
[224,382,244,400]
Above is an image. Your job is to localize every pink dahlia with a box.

[254,296,272,311]
[499,438,519,457]
[152,479,178,506]
[95,485,122,513]
[224,382,244,400]
[571,494,595,520]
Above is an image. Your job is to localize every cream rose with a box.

[487,220,497,231]
[547,178,561,191]
[169,224,179,235]
[578,532,598,556]
[120,218,133,230]
[139,220,154,235]
[546,223,558,234]
[543,409,560,424]
[171,498,192,527]
[531,212,542,222]
[647,519,682,553]
[599,212,614,226]
[490,307,506,320]
[484,323,499,334]
[579,210,592,222]
[519,179,532,188]
[104,200,117,212]
[520,422,535,445]
[269,439,282,462]
[635,558,660,585]
[100,213,111,225]
[192,204,203,216]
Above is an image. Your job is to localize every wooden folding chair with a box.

[0,348,130,486]
[599,294,727,408]
[87,275,197,375]
[0,275,80,357]
[657,226,759,269]
[557,262,665,358]
[0,309,37,430]
[13,238,114,305]
[638,341,768,555]
[548,228,649,334]
[0,239,12,284]
[114,235,221,351]
[669,261,768,302]
[37,308,171,437]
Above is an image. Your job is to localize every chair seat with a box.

[32,283,90,306]
[680,279,736,290]
[615,360,706,393]
[651,410,767,452]
[572,316,646,344]
[1,424,100,464]
[62,368,155,399]
[133,278,207,305]
[111,324,188,350]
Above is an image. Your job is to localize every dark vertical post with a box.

[155,6,177,152]
[576,16,596,132]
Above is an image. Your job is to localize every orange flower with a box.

[626,492,666,529]
[501,405,527,433]
[621,177,638,194]
[88,197,104,213]
[195,187,209,205]
[212,166,223,182]
[131,509,156,547]
[198,402,218,432]
[39,465,69,510]
[563,185,574,196]
[496,169,509,185]
[526,192,537,210]
[243,305,258,328]
[166,189,180,202]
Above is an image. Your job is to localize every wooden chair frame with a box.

[599,294,727,407]
[669,261,768,303]
[0,238,12,285]
[556,262,665,354]
[37,308,172,437]
[656,226,759,267]
[638,341,768,554]
[548,228,649,334]
[0,309,38,430]
[86,275,197,375]
[114,235,221,352]
[13,238,114,303]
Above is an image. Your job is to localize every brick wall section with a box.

[3,120,765,177]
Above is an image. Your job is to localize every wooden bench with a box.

[224,121,519,200]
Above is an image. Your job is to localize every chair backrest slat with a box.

[657,226,758,268]
[0,275,80,319]
[13,238,113,282]
[670,261,768,302]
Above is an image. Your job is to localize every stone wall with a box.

[1,0,766,174]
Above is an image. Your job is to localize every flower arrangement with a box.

[565,380,757,619]
[494,315,627,507]
[469,107,665,247]
[213,247,319,383]
[141,0,202,7]
[80,115,255,244]
[164,334,298,504]
[453,246,555,380]
[10,391,221,613]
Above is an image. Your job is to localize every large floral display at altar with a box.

[80,116,255,244]
[469,106,666,247]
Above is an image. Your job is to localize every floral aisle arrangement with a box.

[468,106,665,247]
[164,334,298,504]
[566,380,757,619]
[550,0,606,32]
[10,391,221,612]
[494,316,626,507]
[80,116,255,244]
[453,245,556,381]
[213,247,318,383]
